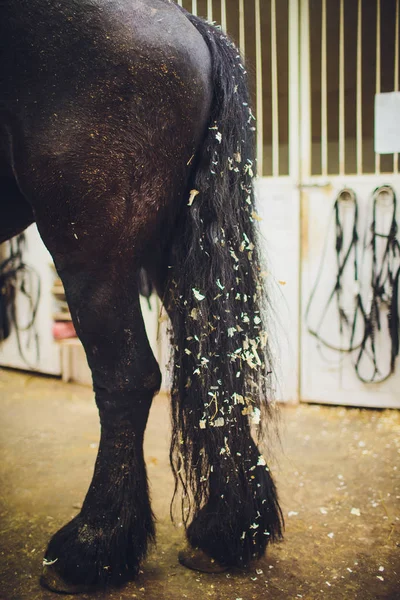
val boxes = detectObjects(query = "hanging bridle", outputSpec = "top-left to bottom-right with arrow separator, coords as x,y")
354,185 -> 400,383
0,234 -> 41,366
306,185 -> 400,383
305,188 -> 362,353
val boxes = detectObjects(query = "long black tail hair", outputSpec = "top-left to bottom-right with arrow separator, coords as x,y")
166,11 -> 283,564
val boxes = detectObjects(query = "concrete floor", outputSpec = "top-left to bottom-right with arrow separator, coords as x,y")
0,369 -> 399,600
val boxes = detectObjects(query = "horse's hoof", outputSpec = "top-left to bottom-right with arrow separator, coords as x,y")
178,547 -> 229,573
40,565 -> 94,595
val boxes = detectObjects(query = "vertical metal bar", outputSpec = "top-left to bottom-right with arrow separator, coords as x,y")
339,0 -> 345,176
176,0 -> 183,6
299,0 -> 311,403
239,0 -> 246,61
221,0 -> 227,32
356,0 -> 363,175
375,0 -> 381,175
300,0 -> 311,180
271,0 -> 279,176
255,0 -> 263,174
395,0 -> 399,92
394,0 -> 399,174
321,0 -> 328,177
192,0 -> 198,16
207,0 -> 213,22
289,0 -> 300,181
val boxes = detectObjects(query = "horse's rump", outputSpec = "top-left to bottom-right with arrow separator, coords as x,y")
0,0 -> 212,267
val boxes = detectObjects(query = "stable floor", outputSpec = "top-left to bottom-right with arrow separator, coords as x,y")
0,369 -> 399,600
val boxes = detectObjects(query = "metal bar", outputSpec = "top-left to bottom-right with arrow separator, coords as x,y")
339,0 -> 345,176
221,0 -> 227,32
239,0 -> 245,61
357,0 -> 363,175
300,0 -> 311,179
299,0 -> 311,403
375,0 -> 381,174
191,0 -> 198,16
321,0 -> 328,177
176,0 -> 183,6
396,0 -> 399,91
207,0 -> 213,22
255,0 -> 263,174
271,0 -> 279,176
394,0 -> 399,173
289,0 -> 300,180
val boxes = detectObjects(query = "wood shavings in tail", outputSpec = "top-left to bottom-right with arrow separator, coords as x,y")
165,9 -> 283,566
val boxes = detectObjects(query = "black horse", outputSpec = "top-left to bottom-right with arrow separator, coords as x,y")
0,0 -> 283,593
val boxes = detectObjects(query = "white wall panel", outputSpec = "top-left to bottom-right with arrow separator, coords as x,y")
0,225 -> 61,376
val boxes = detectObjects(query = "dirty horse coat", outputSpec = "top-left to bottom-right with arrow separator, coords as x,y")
0,0 -> 283,593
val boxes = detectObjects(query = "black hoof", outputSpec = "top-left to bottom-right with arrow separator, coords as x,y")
40,564 -> 95,595
41,510 -> 152,593
178,547 -> 229,573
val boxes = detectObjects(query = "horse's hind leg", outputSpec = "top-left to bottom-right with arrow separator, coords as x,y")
26,192 -> 162,592
42,257 -> 160,592
41,257 -> 160,593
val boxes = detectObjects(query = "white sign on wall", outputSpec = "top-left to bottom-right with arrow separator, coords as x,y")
375,92 -> 400,154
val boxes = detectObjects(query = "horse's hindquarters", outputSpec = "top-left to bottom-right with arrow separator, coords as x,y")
1,0 -> 212,268
0,0 -> 213,591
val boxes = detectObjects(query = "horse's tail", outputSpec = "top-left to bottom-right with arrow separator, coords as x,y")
166,13 -> 283,565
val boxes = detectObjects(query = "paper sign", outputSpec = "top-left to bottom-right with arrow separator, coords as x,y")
375,92 -> 400,154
